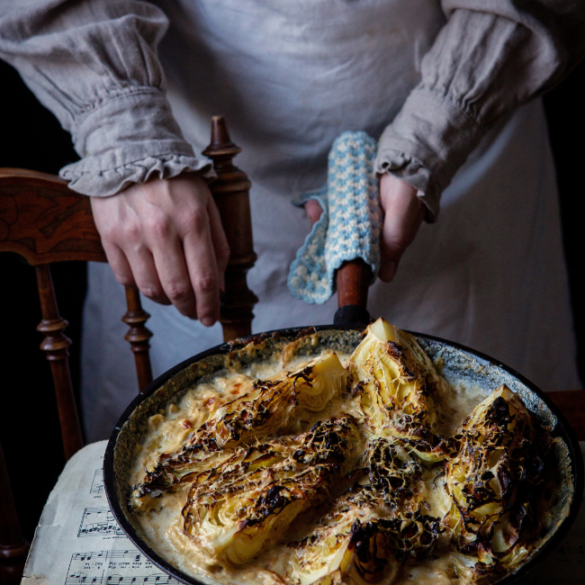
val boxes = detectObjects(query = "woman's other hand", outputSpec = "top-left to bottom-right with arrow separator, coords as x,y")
90,174 -> 230,326
304,174 -> 424,282
305,198 -> 323,225
378,173 -> 424,282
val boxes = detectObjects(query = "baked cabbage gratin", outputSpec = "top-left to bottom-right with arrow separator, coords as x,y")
129,319 -> 552,585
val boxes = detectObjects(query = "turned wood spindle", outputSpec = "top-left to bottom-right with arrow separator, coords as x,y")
122,286 -> 153,392
203,116 -> 258,342
0,169 -> 156,584
35,264 -> 83,460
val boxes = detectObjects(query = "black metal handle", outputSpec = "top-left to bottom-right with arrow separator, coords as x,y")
333,304 -> 371,328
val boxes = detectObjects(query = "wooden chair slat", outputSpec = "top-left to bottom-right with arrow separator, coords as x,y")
0,169 -> 106,265
35,264 -> 84,459
123,286 -> 154,392
0,117 -> 258,582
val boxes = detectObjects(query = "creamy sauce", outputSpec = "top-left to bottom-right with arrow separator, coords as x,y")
130,343 -> 491,585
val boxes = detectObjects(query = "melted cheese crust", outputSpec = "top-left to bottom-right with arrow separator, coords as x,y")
129,342 -> 498,585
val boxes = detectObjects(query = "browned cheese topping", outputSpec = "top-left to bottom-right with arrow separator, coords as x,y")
129,319 -> 552,585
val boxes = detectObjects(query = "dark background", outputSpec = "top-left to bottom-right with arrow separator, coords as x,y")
1,58 -> 584,542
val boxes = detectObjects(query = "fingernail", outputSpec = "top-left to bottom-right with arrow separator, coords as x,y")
201,316 -> 214,327
380,261 -> 397,282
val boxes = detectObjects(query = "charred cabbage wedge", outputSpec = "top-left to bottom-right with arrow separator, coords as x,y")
131,352 -> 346,509
290,437 -> 441,585
290,499 -> 397,585
183,416 -> 359,565
129,318 -> 554,585
445,385 -> 551,577
350,319 -> 448,462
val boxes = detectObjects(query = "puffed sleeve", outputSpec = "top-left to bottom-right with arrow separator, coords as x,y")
0,0 -> 209,196
375,0 -> 585,220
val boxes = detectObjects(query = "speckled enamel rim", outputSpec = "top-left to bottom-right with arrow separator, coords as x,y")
104,325 -> 584,585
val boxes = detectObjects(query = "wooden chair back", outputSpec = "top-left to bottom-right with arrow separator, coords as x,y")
0,117 -> 257,581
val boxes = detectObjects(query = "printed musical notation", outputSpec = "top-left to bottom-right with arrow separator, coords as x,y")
78,508 -> 125,537
65,550 -> 180,584
90,469 -> 104,495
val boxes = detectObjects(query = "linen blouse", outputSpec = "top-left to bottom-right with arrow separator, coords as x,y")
0,0 -> 584,218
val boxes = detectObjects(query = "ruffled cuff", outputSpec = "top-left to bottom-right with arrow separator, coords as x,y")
59,88 -> 211,196
375,87 -> 484,221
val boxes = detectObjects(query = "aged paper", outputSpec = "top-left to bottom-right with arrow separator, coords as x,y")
21,441 -> 180,585
21,441 -> 585,585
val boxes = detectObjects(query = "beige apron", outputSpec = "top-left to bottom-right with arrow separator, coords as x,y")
82,0 -> 579,441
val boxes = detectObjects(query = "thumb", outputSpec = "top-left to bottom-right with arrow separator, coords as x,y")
379,174 -> 425,282
305,198 -> 323,226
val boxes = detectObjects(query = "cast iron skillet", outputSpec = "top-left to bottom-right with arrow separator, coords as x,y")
104,320 -> 584,585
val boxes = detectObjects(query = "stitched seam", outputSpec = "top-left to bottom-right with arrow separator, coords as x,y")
74,87 -> 166,123
415,86 -> 488,133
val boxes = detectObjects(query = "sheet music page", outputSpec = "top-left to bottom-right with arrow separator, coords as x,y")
21,441 -> 180,585
21,441 -> 585,585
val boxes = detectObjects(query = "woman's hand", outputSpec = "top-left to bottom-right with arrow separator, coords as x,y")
90,174 -> 230,326
305,173 -> 424,282
377,173 -> 425,282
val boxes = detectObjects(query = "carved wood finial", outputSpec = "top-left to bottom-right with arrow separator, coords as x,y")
35,264 -> 83,460
208,116 -> 238,152
122,286 -> 153,392
203,116 -> 258,342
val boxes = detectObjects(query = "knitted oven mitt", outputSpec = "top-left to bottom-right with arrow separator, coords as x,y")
288,131 -> 382,304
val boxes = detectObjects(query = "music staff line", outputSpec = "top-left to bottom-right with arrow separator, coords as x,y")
78,508 -> 125,537
66,550 -> 180,585
72,551 -> 142,562
65,573 -> 179,584
90,469 -> 104,496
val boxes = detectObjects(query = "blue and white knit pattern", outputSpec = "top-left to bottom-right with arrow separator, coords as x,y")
288,131 -> 381,304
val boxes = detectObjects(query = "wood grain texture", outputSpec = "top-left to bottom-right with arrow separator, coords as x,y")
35,264 -> 83,460
336,258 -> 371,309
203,117 -> 258,342
0,167 -> 153,393
0,169 -> 150,582
0,169 -> 106,265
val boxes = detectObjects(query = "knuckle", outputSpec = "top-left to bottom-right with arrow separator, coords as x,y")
114,273 -> 134,288
100,225 -> 122,245
166,281 -> 191,301
140,285 -> 164,300
145,215 -> 172,240
121,222 -> 141,243
181,209 -> 206,233
385,234 -> 412,254
195,272 -> 217,294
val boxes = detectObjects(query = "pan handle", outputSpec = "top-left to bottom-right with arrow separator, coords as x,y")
333,258 -> 372,328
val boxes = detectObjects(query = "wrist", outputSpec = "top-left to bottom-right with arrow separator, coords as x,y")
60,89 -> 211,197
